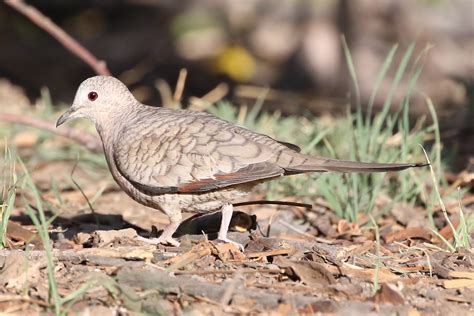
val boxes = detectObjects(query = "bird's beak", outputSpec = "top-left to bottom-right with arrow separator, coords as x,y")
56,108 -> 75,127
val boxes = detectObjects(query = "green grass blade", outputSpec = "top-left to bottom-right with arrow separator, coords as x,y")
370,215 -> 381,294
369,42 -> 415,155
19,159 -> 62,315
367,44 -> 398,122
425,97 -> 442,181
341,35 -> 361,108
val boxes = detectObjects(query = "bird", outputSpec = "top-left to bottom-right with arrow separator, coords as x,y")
56,76 -> 426,249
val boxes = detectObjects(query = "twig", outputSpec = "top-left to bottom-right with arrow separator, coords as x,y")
165,242 -> 213,273
155,79 -> 174,107
5,0 -> 110,76
189,83 -> 229,111
0,295 -> 50,307
277,219 -> 315,239
174,268 -> 282,275
431,195 -> 474,214
246,248 -> 293,258
70,156 -> 99,226
0,113 -> 102,153
234,200 -> 312,210
173,68 -> 187,104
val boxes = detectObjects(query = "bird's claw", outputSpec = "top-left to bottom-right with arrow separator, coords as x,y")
135,235 -> 180,247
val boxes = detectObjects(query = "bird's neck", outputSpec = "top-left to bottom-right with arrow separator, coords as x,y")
93,102 -> 139,140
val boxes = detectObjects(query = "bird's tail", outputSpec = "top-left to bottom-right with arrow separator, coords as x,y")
287,156 -> 428,173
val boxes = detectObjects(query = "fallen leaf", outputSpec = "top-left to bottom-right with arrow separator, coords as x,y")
277,303 -> 293,315
91,228 -> 138,246
324,263 -> 400,283
212,242 -> 246,262
298,301 -> 336,314
383,227 -> 432,243
438,219 -> 460,241
371,283 -> 405,305
313,216 -> 337,237
391,202 -> 425,227
0,251 -> 43,290
408,308 -> 422,316
274,256 -> 336,287
337,219 -> 361,236
6,221 -> 43,249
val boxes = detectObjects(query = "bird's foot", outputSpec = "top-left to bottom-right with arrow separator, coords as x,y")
136,221 -> 181,247
216,203 -> 245,251
135,235 -> 180,247
217,237 -> 245,252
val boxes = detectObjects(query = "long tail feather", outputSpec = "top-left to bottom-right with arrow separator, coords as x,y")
288,157 -> 428,173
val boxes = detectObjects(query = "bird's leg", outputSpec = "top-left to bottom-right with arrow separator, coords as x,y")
155,221 -> 181,246
135,211 -> 182,247
217,203 -> 244,251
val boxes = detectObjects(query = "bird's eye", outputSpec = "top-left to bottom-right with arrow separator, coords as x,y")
88,91 -> 98,101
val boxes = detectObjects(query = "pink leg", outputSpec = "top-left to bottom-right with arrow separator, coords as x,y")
136,221 -> 181,247
156,221 -> 181,246
218,204 -> 244,251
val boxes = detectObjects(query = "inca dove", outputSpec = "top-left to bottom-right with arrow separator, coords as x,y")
57,76 -> 426,248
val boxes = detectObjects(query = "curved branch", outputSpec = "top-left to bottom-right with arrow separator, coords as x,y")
5,0 -> 111,76
0,113 -> 102,153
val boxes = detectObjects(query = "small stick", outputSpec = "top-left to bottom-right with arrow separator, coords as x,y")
165,242 -> 213,273
155,79 -> 174,107
173,68 -> 188,104
234,200 -> 312,209
174,268 -> 282,275
5,0 -> 110,76
246,248 -> 293,258
277,219 -> 315,239
0,113 -> 102,153
0,295 -> 50,307
70,156 -> 99,227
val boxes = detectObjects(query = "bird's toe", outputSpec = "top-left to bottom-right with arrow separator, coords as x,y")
135,235 -> 180,247
158,236 -> 181,247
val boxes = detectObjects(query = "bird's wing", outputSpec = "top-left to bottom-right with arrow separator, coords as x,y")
113,112 -> 286,194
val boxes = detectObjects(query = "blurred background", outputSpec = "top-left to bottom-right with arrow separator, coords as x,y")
1,0 -> 473,169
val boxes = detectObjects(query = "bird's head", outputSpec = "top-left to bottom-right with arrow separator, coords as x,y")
56,76 -> 136,127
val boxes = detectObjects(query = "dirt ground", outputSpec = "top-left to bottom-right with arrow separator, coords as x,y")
0,158 -> 473,315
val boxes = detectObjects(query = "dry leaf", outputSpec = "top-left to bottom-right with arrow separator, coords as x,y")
337,219 -> 361,236
212,242 -> 246,262
371,283 -> 405,305
0,251 -> 43,290
383,227 -> 432,243
438,219 -> 460,242
298,301 -> 336,314
408,308 -> 422,316
274,256 -> 336,287
324,263 -> 400,283
91,228 -> 138,246
6,220 -> 43,248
